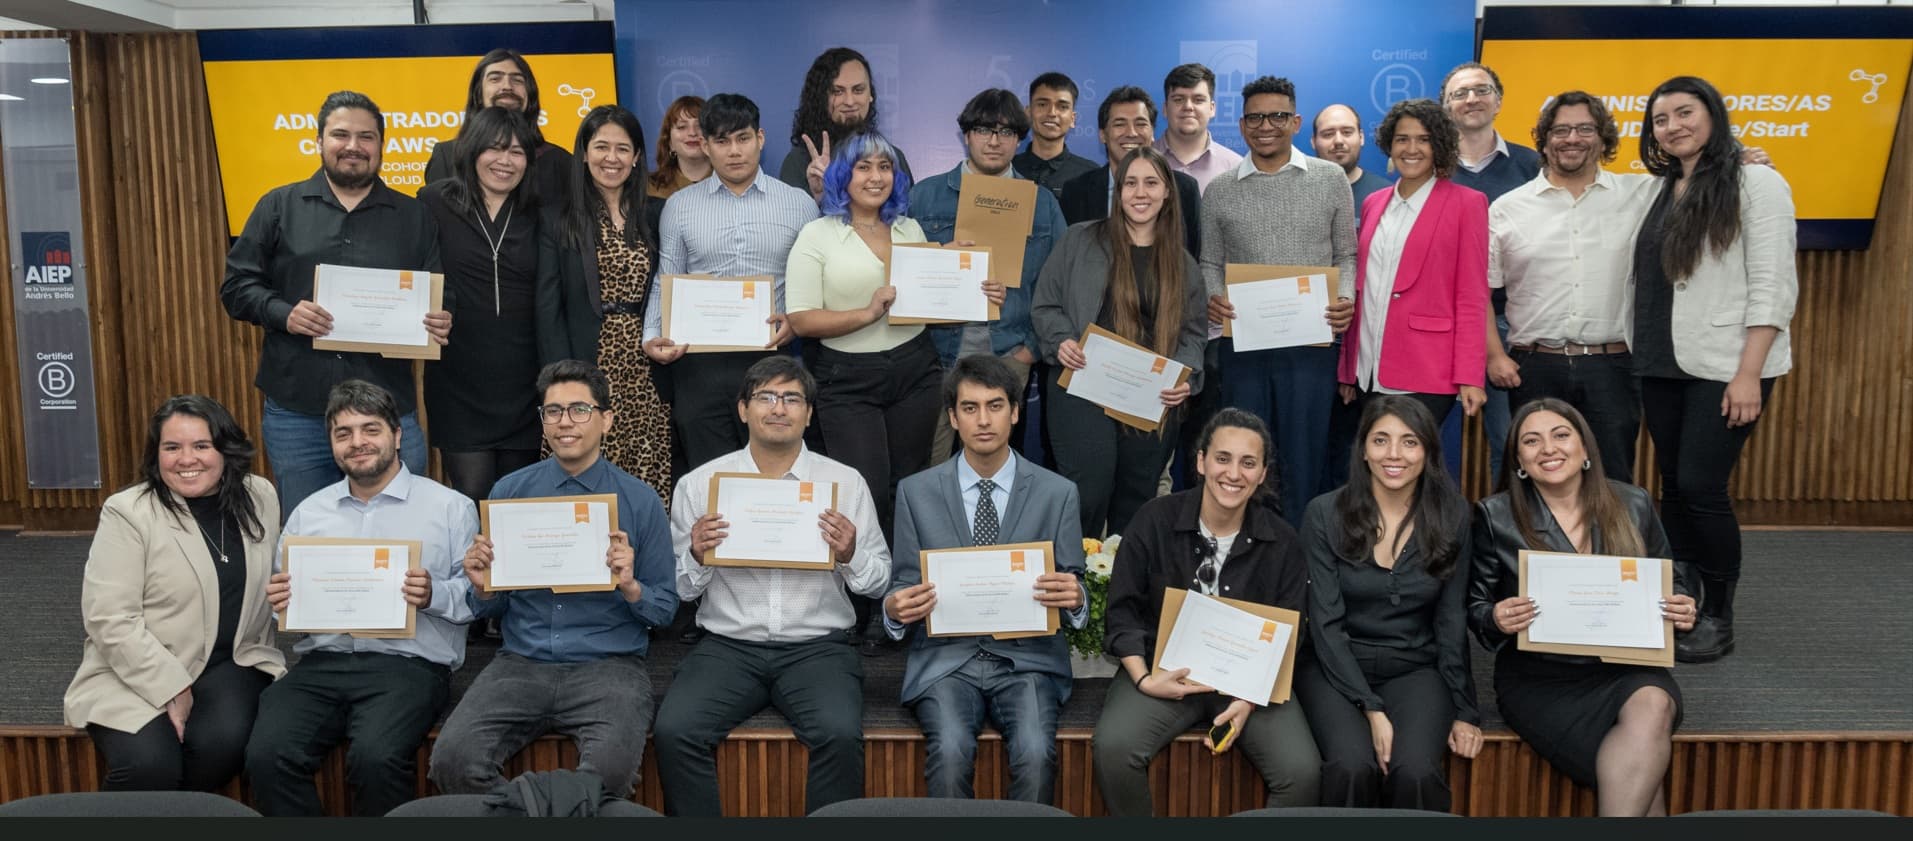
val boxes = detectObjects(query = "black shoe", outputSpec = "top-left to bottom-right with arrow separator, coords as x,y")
679,625 -> 705,644
1675,615 -> 1735,663
858,634 -> 887,658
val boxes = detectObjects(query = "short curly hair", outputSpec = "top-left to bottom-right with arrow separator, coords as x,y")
1533,90 -> 1620,167
1377,98 -> 1460,179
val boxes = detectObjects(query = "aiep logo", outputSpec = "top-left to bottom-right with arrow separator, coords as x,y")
22,231 -> 74,285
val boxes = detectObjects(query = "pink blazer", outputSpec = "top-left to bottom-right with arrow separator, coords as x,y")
1338,178 -> 1489,394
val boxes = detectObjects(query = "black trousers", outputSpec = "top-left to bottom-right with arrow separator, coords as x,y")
244,651 -> 451,817
1508,349 -> 1641,482
669,350 -> 770,470
1045,367 -> 1180,539
1640,376 -> 1774,582
1294,653 -> 1454,811
86,658 -> 270,792
813,334 -> 942,545
440,448 -> 540,503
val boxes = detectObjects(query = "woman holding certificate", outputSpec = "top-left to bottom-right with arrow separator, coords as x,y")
64,395 -> 284,792
1335,98 -> 1488,423
1094,409 -> 1319,814
421,107 -> 545,503
1295,396 -> 1479,811
1031,146 -> 1206,539
1632,77 -> 1796,663
538,105 -> 677,500
1469,398 -> 1700,816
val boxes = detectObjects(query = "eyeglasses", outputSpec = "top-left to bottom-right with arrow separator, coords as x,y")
1241,111 -> 1294,127
967,125 -> 1020,140
538,402 -> 602,424
1446,84 -> 1499,103
1194,536 -> 1220,593
1548,123 -> 1601,139
748,390 -> 809,409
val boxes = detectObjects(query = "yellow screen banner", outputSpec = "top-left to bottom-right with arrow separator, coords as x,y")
204,53 -> 617,232
1480,38 -> 1913,221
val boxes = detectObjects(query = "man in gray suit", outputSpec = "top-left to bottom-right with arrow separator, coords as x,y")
883,355 -> 1089,803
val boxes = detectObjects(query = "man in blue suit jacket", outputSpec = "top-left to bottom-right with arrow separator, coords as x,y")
883,355 -> 1088,803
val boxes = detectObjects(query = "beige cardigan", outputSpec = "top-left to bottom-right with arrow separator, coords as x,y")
64,473 -> 286,733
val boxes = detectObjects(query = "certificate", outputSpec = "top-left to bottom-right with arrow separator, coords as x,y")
311,264 -> 443,360
1519,550 -> 1674,666
479,494 -> 618,592
661,274 -> 775,352
1223,264 -> 1334,351
954,171 -> 1037,287
887,243 -> 997,325
1153,590 -> 1296,707
1057,323 -> 1190,431
703,473 -> 839,569
279,537 -> 419,638
921,542 -> 1058,639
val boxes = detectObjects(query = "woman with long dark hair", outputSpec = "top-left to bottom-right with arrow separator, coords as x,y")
1471,398 -> 1700,815
1295,395 -> 1479,810
64,395 -> 283,791
536,105 -> 675,501
1033,146 -> 1206,538
1633,76 -> 1796,663
648,95 -> 710,200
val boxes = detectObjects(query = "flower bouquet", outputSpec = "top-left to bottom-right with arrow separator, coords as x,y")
1066,535 -> 1120,666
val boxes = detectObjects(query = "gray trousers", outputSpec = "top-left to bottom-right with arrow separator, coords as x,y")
1092,674 -> 1321,815
427,651 -> 654,797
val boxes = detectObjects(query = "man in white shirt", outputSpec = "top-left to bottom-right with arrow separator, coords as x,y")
653,355 -> 891,816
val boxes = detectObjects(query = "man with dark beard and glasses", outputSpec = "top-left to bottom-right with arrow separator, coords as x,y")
778,46 -> 914,201
423,48 -> 572,202
222,91 -> 451,520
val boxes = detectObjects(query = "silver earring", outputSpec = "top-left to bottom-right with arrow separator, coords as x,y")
1582,459 -> 1591,471
1515,468 -> 1529,480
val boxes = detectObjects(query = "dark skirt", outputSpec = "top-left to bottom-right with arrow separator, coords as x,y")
1492,647 -> 1683,788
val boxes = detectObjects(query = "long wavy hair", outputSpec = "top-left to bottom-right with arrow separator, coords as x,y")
462,48 -> 544,145
562,105 -> 649,253
820,132 -> 911,225
1500,398 -> 1643,556
1640,75 -> 1742,282
1378,98 -> 1460,180
444,106 -> 541,217
649,95 -> 704,194
789,47 -> 878,147
1333,396 -> 1464,579
1101,146 -> 1186,359
139,395 -> 265,541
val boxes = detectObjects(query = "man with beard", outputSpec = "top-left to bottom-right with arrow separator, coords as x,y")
222,91 -> 450,520
245,380 -> 479,816
780,47 -> 914,202
423,48 -> 572,203
1059,86 -> 1202,257
1311,104 -> 1392,223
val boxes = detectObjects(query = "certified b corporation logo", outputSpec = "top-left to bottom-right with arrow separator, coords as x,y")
38,361 -> 75,399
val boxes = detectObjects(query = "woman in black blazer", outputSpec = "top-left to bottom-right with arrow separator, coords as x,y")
1294,395 -> 1479,811
1470,398 -> 1699,816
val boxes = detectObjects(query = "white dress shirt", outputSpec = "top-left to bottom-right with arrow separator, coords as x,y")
1489,170 -> 1660,347
1357,180 -> 1434,393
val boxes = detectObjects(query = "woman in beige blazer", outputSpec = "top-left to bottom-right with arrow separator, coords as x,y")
64,395 -> 286,790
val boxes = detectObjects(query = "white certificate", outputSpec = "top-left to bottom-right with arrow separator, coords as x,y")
284,543 -> 408,632
1157,592 -> 1290,707
1064,328 -> 1186,425
664,275 -> 774,349
1526,554 -> 1666,649
888,245 -> 990,323
1227,272 -> 1332,351
312,264 -> 431,348
485,499 -> 614,589
923,547 -> 1049,636
707,475 -> 835,568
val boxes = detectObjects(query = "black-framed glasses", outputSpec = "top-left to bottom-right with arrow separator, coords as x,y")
1548,123 -> 1601,139
1241,111 -> 1294,127
1194,536 -> 1220,592
538,402 -> 602,424
967,125 -> 1020,140
748,390 -> 809,409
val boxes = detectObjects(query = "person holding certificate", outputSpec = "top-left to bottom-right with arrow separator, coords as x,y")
1032,146 -> 1206,539
1093,409 -> 1320,814
1335,98 -> 1489,427
1469,398 -> 1700,816
245,381 -> 479,816
65,395 -> 282,794
431,361 -> 679,800
880,356 -> 1088,802
1293,396 -> 1479,811
656,356 -> 891,816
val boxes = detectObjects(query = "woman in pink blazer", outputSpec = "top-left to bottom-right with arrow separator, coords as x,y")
1338,98 -> 1489,425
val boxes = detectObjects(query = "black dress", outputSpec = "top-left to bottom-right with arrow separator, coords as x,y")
419,182 -> 542,452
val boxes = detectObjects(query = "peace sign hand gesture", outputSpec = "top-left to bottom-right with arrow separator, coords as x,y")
802,131 -> 833,200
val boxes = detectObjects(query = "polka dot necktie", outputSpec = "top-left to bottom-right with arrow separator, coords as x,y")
974,479 -> 999,546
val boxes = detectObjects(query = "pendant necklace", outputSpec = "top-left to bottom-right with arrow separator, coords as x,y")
473,199 -> 515,315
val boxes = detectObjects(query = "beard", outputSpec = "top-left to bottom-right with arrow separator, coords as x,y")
323,155 -> 378,191
829,114 -> 873,137
341,446 -> 396,482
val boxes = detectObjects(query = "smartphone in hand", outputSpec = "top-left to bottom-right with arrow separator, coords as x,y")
1207,720 -> 1238,754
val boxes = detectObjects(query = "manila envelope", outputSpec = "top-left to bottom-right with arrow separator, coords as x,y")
1151,587 -> 1300,704
1517,550 -> 1675,667
1221,263 -> 1339,347
919,541 -> 1059,640
1055,323 -> 1192,433
954,171 -> 1038,287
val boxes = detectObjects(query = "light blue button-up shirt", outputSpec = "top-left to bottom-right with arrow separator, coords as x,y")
643,167 -> 820,342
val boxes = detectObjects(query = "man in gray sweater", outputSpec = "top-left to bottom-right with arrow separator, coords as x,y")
1199,76 -> 1355,526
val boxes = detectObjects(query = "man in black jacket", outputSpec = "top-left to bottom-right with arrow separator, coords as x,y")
1058,85 -> 1202,258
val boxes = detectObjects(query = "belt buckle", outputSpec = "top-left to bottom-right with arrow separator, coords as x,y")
1568,342 -> 1593,356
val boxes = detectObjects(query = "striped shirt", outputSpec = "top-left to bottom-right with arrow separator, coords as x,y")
643,168 -> 821,341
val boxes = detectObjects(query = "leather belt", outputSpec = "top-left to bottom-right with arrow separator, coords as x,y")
601,301 -> 644,316
1512,341 -> 1629,356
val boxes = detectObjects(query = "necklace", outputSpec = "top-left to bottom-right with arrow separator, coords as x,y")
194,513 -> 229,564
473,198 -> 515,316
850,218 -> 884,233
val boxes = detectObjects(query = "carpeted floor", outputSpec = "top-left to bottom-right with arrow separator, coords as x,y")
3,529 -> 1907,732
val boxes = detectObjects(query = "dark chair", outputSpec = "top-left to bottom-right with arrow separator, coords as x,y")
385,794 -> 662,817
1230,806 -> 1461,817
0,791 -> 261,817
808,797 -> 1074,817
1675,808 -> 1896,817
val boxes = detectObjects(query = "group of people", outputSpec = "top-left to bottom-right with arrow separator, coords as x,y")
60,43 -> 1796,818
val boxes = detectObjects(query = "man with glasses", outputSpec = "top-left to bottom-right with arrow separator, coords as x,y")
1059,85 -> 1203,257
1155,63 -> 1244,192
654,355 -> 891,816
1200,76 -> 1355,526
428,359 -> 679,800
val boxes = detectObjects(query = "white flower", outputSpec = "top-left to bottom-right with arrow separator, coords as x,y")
1087,554 -> 1114,576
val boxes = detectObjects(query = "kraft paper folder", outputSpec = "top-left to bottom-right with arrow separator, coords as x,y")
1516,549 -> 1676,668
702,472 -> 842,570
479,493 -> 620,593
920,541 -> 1059,640
660,274 -> 776,352
278,536 -> 422,639
1055,322 -> 1193,433
1150,587 -> 1300,704
1221,263 -> 1339,347
953,171 -> 1037,287
311,266 -> 445,361
886,243 -> 1001,325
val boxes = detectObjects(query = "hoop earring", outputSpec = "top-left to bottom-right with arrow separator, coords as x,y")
1515,468 -> 1529,480
1582,459 -> 1591,471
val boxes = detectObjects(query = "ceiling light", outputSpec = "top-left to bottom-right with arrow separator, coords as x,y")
0,94 -> 21,101
30,77 -> 68,85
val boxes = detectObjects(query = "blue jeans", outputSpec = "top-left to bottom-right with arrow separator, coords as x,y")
911,651 -> 1062,803
1220,340 -> 1338,526
1440,315 -> 1511,485
261,399 -> 427,521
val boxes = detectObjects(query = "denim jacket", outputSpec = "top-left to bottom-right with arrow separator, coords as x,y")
907,164 -> 1067,363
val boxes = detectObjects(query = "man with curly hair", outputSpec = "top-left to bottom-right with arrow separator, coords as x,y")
778,47 -> 915,201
